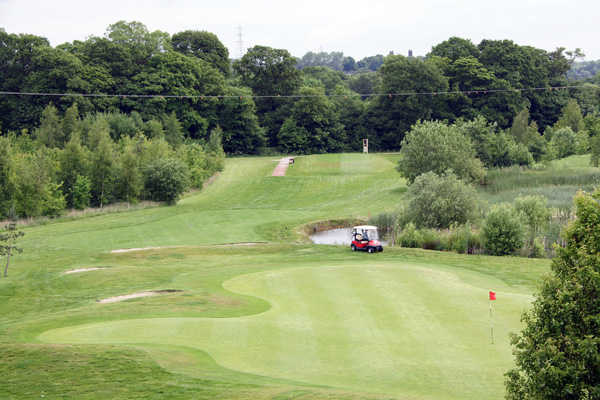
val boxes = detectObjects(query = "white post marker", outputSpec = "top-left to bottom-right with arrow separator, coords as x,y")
489,290 -> 496,344
362,138 -> 368,153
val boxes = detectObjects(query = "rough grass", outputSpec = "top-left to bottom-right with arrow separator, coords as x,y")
0,153 -> 553,399
480,155 -> 600,209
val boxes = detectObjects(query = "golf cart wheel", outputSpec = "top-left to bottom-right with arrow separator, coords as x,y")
351,244 -> 357,251
368,247 -> 374,253
379,247 -> 383,252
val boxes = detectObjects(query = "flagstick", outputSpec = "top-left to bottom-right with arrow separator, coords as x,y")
489,300 -> 494,344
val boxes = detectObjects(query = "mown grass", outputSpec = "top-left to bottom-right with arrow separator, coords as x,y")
0,153 -> 556,399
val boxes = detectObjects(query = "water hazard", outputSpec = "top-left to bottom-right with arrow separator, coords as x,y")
310,228 -> 389,246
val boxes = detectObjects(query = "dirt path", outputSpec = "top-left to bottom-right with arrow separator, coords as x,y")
272,157 -> 294,176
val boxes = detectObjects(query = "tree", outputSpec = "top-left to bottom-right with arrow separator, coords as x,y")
13,149 -> 65,217
0,30 -> 51,131
510,108 -> 538,145
406,171 -> 479,229
233,45 -> 301,145
549,127 -> 578,159
482,203 -> 524,256
348,72 -> 381,98
115,138 -> 142,204
36,104 -> 63,148
127,50 -> 225,139
397,120 -> 485,183
105,20 -> 170,62
591,135 -> 600,167
0,137 -> 16,218
301,66 -> 346,94
506,190 -> 600,399
280,86 -> 346,154
162,112 -> 184,148
59,131 -> 89,208
277,117 -> 308,154
62,103 -> 80,142
514,195 -> 551,245
1,222 -> 24,277
429,37 -> 480,61
143,158 -> 189,204
367,55 -> 449,150
171,30 -> 230,76
88,124 -> 116,207
218,86 -> 266,154
555,99 -> 586,133
72,175 -> 91,210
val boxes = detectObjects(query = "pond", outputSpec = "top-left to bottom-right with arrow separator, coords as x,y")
310,228 -> 389,246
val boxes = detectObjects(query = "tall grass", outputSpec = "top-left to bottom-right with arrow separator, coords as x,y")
480,155 -> 600,210
483,166 -> 600,194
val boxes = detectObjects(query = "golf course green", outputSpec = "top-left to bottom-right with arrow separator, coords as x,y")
1,154 -> 551,399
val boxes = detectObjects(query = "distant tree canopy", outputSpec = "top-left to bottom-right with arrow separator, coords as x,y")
171,30 -> 230,76
0,23 -> 594,159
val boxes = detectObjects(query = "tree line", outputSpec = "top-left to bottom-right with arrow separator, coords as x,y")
2,22 -> 600,157
0,103 -> 225,219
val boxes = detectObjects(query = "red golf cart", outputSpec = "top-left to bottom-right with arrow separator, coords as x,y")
351,225 -> 383,253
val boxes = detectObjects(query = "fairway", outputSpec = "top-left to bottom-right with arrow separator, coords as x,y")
1,154 -> 550,399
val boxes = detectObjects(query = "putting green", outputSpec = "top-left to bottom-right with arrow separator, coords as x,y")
40,261 -> 531,399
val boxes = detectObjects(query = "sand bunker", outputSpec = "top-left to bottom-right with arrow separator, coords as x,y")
63,267 -> 106,274
97,289 -> 182,304
215,242 -> 265,247
111,246 -> 182,253
111,243 -> 263,253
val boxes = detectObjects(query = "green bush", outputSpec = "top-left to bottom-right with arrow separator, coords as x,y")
143,158 -> 190,204
407,171 -> 479,229
448,223 -> 482,254
397,120 -> 485,183
514,195 -> 551,242
482,203 -> 524,256
419,229 -> 448,251
72,175 -> 91,210
398,222 -> 423,248
528,237 -> 546,258
550,127 -> 577,159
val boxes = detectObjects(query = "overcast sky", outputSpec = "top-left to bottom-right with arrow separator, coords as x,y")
1,0 -> 598,60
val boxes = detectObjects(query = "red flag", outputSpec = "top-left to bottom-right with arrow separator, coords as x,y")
489,291 -> 496,301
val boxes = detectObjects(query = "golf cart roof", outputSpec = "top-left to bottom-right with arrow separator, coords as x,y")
353,225 -> 378,230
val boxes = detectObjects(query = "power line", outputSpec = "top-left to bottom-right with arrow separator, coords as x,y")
0,85 -> 597,100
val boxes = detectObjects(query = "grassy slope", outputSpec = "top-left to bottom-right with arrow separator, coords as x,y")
1,154 -> 550,399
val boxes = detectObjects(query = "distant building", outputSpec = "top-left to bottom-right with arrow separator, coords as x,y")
408,49 -> 413,57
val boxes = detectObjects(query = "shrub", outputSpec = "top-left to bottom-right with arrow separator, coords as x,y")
528,237 -> 546,258
368,212 -> 397,240
448,223 -> 482,254
407,171 -> 479,229
419,229 -> 448,251
482,203 -> 524,256
72,175 -> 91,210
397,120 -> 485,183
143,158 -> 190,204
398,222 -> 423,248
514,195 -> 551,242
549,127 -> 577,159
591,135 -> 600,167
